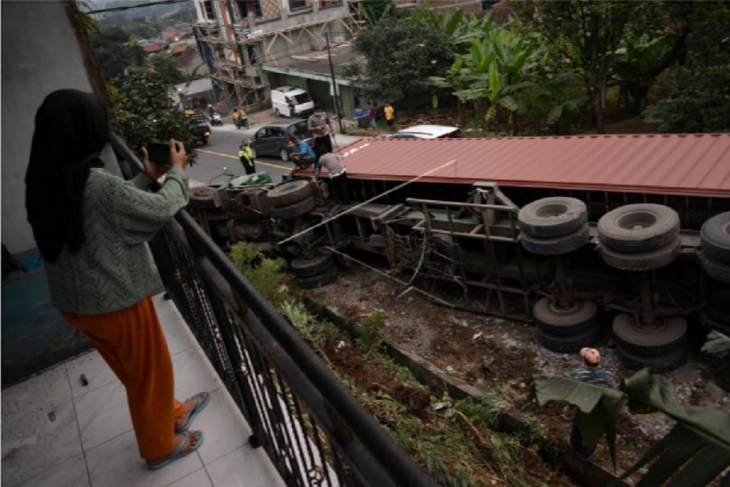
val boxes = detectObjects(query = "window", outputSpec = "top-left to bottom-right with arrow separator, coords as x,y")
317,0 -> 342,8
236,0 -> 247,18
293,93 -> 311,104
202,0 -> 215,20
288,0 -> 309,12
236,0 -> 262,19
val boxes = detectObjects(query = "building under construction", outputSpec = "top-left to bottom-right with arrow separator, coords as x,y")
193,0 -> 361,112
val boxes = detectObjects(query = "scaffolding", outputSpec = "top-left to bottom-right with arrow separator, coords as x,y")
194,1 -> 360,111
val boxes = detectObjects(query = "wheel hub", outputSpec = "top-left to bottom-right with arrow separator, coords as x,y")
634,316 -> 668,333
548,299 -> 580,316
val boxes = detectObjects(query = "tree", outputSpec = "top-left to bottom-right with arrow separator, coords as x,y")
359,0 -> 396,26
613,34 -> 686,116
146,52 -> 185,87
513,1 -> 636,133
649,65 -> 730,133
351,18 -> 454,106
431,18 -> 539,132
534,368 -> 730,485
112,71 -> 199,163
91,26 -> 145,80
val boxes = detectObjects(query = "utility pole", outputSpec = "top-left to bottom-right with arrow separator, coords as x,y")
325,32 -> 345,135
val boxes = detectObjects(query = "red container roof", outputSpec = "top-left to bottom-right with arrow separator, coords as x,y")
329,134 -> 730,197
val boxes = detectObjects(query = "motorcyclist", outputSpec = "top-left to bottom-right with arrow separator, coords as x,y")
233,107 -> 248,129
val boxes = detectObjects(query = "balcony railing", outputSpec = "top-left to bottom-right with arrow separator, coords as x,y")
110,133 -> 436,487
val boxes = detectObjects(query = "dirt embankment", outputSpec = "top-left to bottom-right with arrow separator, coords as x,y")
311,267 -> 729,477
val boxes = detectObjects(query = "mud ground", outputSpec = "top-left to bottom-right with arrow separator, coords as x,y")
310,266 -> 729,478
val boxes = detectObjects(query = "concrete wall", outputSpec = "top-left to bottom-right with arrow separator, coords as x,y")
1,1 -> 93,254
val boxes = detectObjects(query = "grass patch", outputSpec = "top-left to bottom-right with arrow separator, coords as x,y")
227,241 -> 563,486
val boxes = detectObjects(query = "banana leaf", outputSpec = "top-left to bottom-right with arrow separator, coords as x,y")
703,330 -> 730,386
534,376 -> 627,469
535,369 -> 730,484
702,330 -> 730,354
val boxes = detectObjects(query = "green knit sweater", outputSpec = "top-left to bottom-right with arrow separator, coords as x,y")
46,167 -> 189,315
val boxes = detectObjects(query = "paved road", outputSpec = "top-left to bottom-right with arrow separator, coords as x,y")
188,124 -> 293,186
187,123 -> 368,187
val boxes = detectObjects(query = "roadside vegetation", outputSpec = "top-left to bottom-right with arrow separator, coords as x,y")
229,241 -> 730,486
351,0 -> 730,135
229,241 -> 571,486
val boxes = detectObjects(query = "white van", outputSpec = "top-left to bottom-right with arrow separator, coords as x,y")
271,86 -> 314,118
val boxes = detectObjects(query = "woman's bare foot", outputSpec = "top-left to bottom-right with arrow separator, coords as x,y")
175,392 -> 210,432
146,431 -> 202,468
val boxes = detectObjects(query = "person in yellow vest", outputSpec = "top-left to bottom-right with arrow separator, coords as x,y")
238,140 -> 256,175
384,102 -> 395,131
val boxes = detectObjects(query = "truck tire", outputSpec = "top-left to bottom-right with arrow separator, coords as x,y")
280,148 -> 290,162
267,180 -> 313,208
518,197 -> 587,239
271,196 -> 316,220
699,252 -> 730,284
613,313 -> 687,357
616,346 -> 687,373
297,265 -> 338,289
701,212 -> 730,264
291,253 -> 335,277
598,204 -> 679,254
189,186 -> 217,209
534,298 -> 599,336
537,326 -> 600,353
600,238 -> 680,271
521,224 -> 589,256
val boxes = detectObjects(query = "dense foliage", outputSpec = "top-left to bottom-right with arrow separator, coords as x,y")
350,18 -> 455,107
92,26 -> 146,81
352,1 -> 729,134
112,71 -> 199,162
650,65 -> 730,133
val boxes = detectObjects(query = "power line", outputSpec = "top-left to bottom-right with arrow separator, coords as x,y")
84,0 -> 189,15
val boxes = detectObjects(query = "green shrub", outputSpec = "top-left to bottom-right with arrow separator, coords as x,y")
356,311 -> 386,355
649,65 -> 730,133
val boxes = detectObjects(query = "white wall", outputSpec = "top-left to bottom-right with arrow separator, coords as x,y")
1,1 -> 94,254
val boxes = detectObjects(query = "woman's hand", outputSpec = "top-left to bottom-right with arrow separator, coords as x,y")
169,139 -> 188,169
141,146 -> 171,181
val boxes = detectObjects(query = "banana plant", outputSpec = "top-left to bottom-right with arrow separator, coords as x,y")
614,34 -> 684,115
455,27 -> 538,128
533,368 -> 730,485
429,57 -> 469,121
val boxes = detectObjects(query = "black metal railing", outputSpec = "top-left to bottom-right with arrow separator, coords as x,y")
110,134 -> 435,487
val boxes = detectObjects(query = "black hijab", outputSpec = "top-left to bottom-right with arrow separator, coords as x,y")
25,89 -> 109,263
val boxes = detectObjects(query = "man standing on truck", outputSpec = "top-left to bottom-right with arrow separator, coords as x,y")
313,152 -> 349,204
308,104 -> 334,158
238,140 -> 256,175
569,348 -> 615,457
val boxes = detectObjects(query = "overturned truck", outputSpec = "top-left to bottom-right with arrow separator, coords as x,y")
188,133 -> 730,376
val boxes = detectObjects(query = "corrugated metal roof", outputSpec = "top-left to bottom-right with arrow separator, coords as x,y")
327,134 -> 730,197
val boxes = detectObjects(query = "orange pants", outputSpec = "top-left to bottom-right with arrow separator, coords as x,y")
63,295 -> 185,460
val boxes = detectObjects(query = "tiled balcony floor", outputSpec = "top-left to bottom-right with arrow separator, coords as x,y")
1,294 -> 285,487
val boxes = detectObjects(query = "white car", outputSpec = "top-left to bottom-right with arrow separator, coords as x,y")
387,124 -> 463,139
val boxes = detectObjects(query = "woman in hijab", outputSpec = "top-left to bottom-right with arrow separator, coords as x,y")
25,89 -> 208,470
